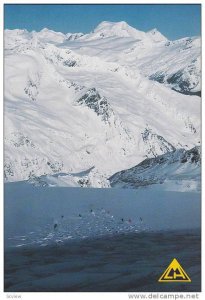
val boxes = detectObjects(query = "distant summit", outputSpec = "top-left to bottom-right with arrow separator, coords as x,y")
92,21 -> 146,39
83,21 -> 167,42
146,28 -> 168,42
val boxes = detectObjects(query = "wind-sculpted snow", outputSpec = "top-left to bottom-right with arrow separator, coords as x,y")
4,22 -> 201,187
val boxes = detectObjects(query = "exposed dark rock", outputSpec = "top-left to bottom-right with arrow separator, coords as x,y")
149,66 -> 201,97
141,127 -> 175,157
149,72 -> 165,83
4,163 -> 14,180
77,88 -> 113,122
63,59 -> 77,67
109,146 -> 200,188
181,146 -> 201,164
10,132 -> 35,148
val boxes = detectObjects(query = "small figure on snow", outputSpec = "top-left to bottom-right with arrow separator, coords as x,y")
90,209 -> 95,216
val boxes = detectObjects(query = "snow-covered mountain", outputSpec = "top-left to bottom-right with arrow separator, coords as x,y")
109,147 -> 201,192
4,21 -> 201,188
4,28 -> 84,47
84,21 -> 154,40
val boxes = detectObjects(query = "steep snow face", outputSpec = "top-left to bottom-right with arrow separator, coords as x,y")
4,22 -> 201,186
109,147 -> 201,192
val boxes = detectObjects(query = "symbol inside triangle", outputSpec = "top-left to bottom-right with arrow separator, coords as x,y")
158,258 -> 191,282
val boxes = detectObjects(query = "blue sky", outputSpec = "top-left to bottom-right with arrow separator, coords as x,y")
4,4 -> 201,40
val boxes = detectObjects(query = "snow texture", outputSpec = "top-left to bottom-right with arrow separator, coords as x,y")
109,147 -> 201,191
4,21 -> 201,189
5,181 -> 200,249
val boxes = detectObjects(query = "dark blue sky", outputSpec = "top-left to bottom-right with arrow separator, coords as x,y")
4,4 -> 201,40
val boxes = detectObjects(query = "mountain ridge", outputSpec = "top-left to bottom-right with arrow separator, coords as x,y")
4,21 -> 201,189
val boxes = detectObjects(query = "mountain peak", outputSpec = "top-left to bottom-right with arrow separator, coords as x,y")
148,28 -> 158,34
33,28 -> 66,43
90,20 -> 146,40
87,21 -> 168,43
146,28 -> 168,42
96,20 -> 129,30
40,27 -> 50,32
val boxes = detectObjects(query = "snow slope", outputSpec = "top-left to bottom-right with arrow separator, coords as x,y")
109,147 -> 201,192
5,181 -> 201,249
62,21 -> 200,94
4,22 -> 201,187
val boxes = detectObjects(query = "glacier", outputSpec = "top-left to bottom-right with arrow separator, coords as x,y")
4,21 -> 201,189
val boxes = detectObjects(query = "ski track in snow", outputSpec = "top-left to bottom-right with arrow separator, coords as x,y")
8,208 -> 148,249
5,181 -> 200,250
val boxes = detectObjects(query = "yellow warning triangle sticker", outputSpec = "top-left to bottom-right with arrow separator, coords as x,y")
158,258 -> 191,282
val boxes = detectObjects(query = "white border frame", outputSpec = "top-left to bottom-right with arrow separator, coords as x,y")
1,1 -> 203,299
